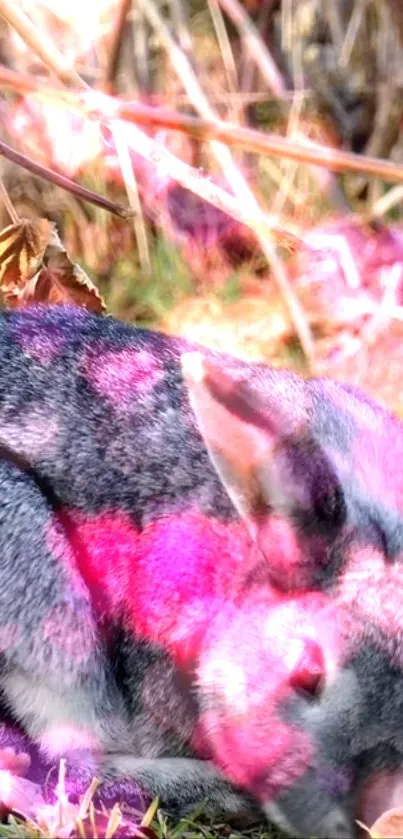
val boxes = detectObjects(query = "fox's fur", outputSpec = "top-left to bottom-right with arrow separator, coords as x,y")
0,304 -> 402,838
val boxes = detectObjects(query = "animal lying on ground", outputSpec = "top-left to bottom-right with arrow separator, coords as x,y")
0,303 -> 402,838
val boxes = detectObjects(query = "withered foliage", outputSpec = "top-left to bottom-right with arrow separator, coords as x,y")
0,219 -> 105,312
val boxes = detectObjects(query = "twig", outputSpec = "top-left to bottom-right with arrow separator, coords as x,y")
101,0 -> 152,273
174,90 -> 312,104
107,97 -> 403,186
363,82 -> 402,161
0,67 -> 312,101
324,0 -> 344,53
0,72 -> 301,242
271,45 -> 305,218
1,70 -> 403,185
340,0 -> 370,67
0,0 -> 87,89
365,184 -> 403,221
110,122 -> 151,272
281,0 -> 294,53
0,139 -> 134,218
131,5 -> 150,94
240,0 -> 277,109
207,0 -> 240,122
170,0 -> 192,59
103,0 -> 131,94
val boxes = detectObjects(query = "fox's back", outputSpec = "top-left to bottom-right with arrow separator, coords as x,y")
0,305 -> 230,522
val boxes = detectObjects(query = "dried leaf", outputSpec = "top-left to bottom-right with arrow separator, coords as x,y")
14,264 -> 104,313
3,222 -> 106,314
0,218 -> 52,294
36,225 -> 106,313
370,807 -> 403,838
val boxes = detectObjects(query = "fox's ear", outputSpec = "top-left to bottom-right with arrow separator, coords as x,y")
182,353 -> 346,572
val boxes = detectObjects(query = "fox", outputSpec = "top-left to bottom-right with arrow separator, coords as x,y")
0,304 -> 401,838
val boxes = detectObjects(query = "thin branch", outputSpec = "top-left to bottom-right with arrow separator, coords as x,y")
366,185 -> 403,221
103,0 -> 131,93
0,67 -> 312,101
170,0 -> 192,58
131,5 -> 151,94
0,139 -> 134,218
110,122 -> 151,272
324,0 -> 344,52
0,76 -> 301,243
0,4 -> 155,270
103,0 -> 152,274
2,69 -> 403,185
207,0 -> 240,115
339,0 -> 369,67
103,96 -> 403,186
240,0 -> 277,106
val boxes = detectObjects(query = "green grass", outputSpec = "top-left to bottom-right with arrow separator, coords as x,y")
0,815 -> 283,839
0,801 -> 285,839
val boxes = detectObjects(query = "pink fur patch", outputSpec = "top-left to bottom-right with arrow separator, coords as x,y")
13,325 -> 66,365
58,509 -> 259,664
44,520 -> 98,662
198,706 -> 313,799
195,591 -> 342,800
82,348 -> 163,408
0,409 -> 59,464
41,603 -> 95,664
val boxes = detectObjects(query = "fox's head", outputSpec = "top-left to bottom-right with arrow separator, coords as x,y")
183,353 -> 403,838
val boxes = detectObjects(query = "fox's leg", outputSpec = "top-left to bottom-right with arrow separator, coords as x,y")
0,459 -> 261,823
104,755 -> 261,821
0,458 -> 127,765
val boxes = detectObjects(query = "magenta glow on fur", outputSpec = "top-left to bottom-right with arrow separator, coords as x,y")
82,348 -> 164,408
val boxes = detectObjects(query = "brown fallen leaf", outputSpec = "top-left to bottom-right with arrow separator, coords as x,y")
0,218 -> 51,294
16,263 -> 105,312
370,807 -> 403,838
0,220 -> 105,313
